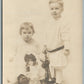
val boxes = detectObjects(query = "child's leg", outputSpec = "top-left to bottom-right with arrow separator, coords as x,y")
40,79 -> 46,84
56,69 -> 63,84
49,65 -> 55,78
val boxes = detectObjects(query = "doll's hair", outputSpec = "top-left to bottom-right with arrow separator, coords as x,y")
24,54 -> 37,65
49,0 -> 64,8
20,22 -> 35,35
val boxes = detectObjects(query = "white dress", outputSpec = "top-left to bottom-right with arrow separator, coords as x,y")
25,65 -> 45,84
45,17 -> 70,68
7,38 -> 45,84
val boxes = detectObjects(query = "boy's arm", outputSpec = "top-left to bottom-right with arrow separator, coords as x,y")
61,24 -> 70,56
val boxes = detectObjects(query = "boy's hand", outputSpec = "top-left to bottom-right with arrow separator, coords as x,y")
64,49 -> 70,56
42,45 -> 47,54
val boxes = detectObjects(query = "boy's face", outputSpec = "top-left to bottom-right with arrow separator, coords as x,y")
49,2 -> 63,19
21,27 -> 33,42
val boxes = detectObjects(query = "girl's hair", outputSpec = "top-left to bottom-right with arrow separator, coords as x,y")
49,0 -> 64,8
20,22 -> 35,35
24,54 -> 37,65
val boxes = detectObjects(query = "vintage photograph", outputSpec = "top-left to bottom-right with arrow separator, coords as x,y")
3,0 -> 82,84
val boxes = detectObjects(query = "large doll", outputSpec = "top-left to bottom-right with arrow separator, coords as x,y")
24,54 -> 45,84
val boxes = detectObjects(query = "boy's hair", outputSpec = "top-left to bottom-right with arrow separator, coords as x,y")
20,22 -> 35,35
24,54 -> 37,65
49,0 -> 64,8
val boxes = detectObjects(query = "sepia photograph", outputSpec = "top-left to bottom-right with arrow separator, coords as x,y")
3,0 -> 83,84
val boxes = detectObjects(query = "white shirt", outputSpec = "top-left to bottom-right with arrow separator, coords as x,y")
45,16 -> 70,50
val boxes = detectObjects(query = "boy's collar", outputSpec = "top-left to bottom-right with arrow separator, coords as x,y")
48,14 -> 64,23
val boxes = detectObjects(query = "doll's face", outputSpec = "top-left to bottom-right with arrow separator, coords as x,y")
49,2 -> 63,19
28,60 -> 33,66
21,28 -> 33,42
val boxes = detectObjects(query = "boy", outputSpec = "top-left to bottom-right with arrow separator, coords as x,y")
44,0 -> 70,84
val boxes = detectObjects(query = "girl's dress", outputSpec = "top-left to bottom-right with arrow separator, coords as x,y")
25,64 -> 45,84
7,38 -> 45,84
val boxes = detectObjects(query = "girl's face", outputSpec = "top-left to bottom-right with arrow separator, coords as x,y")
49,2 -> 63,19
21,27 -> 33,42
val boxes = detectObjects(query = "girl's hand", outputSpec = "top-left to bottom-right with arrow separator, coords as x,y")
9,57 -> 14,62
7,80 -> 11,83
